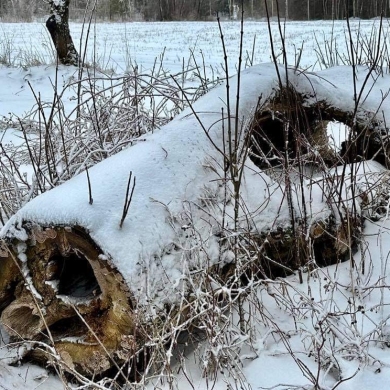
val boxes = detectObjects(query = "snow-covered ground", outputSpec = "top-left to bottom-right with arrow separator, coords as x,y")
0,19 -> 387,118
1,19 -> 390,390
1,19 -> 386,72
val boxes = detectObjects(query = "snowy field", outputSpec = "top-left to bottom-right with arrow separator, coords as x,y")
0,19 -> 386,73
0,19 -> 390,390
0,19 -> 388,118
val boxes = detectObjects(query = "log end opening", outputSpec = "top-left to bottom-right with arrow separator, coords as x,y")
0,226 -> 139,377
249,90 -> 389,171
242,92 -> 368,279
249,105 -> 342,169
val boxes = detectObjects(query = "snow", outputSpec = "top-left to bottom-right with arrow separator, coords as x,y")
1,19 -> 390,390
0,65 -> 79,121
140,216 -> 390,390
0,360 -> 62,390
53,0 -> 65,7
327,121 -> 349,151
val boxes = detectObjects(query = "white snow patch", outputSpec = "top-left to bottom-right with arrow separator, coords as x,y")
327,121 -> 350,151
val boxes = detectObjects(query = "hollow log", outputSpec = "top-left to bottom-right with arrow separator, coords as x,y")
1,64 -> 389,378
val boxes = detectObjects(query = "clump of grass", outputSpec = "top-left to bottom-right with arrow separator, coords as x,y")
0,28 -> 55,68
0,31 -> 14,66
314,19 -> 390,72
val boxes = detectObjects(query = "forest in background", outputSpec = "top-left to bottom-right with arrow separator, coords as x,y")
0,0 -> 388,22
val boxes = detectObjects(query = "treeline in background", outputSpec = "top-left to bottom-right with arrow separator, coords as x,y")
0,0 -> 388,22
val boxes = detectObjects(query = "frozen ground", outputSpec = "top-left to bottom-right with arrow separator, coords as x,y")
1,19 -> 390,390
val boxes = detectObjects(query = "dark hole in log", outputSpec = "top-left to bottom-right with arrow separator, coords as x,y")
47,316 -> 88,341
51,252 -> 101,299
0,281 -> 17,312
22,317 -> 89,371
313,240 -> 336,267
250,115 -> 286,168
249,114 -> 338,170
249,97 -> 390,172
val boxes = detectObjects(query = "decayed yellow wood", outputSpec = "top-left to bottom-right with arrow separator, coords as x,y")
0,226 -> 141,376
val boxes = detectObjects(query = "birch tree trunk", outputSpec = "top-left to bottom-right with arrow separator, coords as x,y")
46,0 -> 79,66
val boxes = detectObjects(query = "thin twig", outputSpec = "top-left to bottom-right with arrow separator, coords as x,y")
119,171 -> 136,228
86,167 -> 93,205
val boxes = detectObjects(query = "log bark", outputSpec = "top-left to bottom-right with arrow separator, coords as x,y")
46,0 -> 79,66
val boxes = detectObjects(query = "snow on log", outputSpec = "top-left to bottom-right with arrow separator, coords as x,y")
0,64 -> 389,376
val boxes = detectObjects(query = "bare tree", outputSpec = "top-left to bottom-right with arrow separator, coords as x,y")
45,0 -> 78,65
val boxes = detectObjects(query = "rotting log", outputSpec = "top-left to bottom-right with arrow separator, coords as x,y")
0,217 -> 361,377
0,64 -> 389,379
0,204 -> 368,376
259,217 -> 357,276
